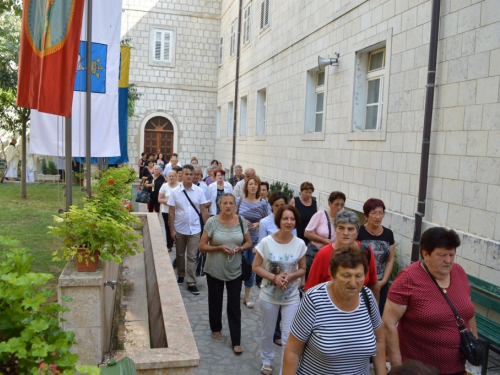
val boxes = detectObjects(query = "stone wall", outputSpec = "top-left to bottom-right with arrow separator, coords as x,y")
216,0 -> 500,285
122,0 -> 220,167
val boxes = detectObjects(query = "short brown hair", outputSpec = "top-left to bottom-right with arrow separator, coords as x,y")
244,176 -> 261,199
300,181 -> 314,192
329,244 -> 368,278
214,168 -> 226,176
420,227 -> 460,258
274,205 -> 301,229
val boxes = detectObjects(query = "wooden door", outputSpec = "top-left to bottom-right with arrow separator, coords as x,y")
144,116 -> 174,157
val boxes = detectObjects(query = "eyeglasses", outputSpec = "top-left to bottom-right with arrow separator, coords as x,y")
369,211 -> 385,217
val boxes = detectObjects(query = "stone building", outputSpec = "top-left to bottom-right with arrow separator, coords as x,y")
121,0 -> 500,285
214,0 -> 500,284
121,0 -> 221,167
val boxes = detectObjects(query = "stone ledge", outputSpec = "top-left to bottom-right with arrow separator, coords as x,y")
115,213 -> 200,373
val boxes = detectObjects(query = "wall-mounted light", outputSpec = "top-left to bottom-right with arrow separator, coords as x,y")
318,52 -> 340,70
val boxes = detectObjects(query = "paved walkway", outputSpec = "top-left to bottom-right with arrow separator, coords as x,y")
156,215 -> 284,375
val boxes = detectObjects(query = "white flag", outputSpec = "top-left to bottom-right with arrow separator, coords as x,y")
29,0 -> 122,158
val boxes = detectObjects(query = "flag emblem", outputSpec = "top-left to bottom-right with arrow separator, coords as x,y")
26,0 -> 77,57
74,41 -> 107,93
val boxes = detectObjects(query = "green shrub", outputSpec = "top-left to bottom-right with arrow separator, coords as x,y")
41,159 -> 48,175
269,181 -> 295,202
48,161 -> 58,175
0,237 -> 100,375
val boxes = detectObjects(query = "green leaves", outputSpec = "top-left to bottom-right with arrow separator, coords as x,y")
0,237 -> 81,374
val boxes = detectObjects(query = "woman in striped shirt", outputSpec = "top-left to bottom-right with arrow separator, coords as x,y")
236,175 -> 270,308
283,245 -> 386,375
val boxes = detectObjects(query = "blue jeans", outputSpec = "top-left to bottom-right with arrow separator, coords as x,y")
243,248 -> 255,288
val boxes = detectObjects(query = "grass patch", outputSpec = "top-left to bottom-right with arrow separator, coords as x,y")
0,183 -> 87,299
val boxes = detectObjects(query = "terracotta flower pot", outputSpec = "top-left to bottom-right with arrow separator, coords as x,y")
75,248 -> 101,272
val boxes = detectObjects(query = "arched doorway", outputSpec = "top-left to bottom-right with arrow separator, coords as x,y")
143,116 -> 174,157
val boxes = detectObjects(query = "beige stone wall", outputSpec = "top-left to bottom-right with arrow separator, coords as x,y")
122,0 -> 220,167
215,0 -> 500,285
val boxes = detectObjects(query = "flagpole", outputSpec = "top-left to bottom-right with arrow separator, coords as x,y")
65,116 -> 73,210
85,0 -> 92,197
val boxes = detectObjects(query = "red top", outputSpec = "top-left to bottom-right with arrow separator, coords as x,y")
388,261 -> 475,374
304,241 -> 378,290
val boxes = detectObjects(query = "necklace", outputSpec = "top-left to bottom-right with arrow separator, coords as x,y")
365,224 -> 383,236
219,215 -> 234,231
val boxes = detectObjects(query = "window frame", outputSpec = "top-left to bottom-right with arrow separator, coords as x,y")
230,19 -> 237,57
243,3 -> 251,45
260,0 -> 271,31
364,48 -> 385,131
347,28 -> 393,142
240,96 -> 247,136
149,28 -> 176,67
227,101 -> 234,137
218,36 -> 224,66
303,67 -> 327,139
256,88 -> 267,136
216,106 -> 221,138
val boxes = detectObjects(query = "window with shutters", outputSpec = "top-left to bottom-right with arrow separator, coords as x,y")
218,37 -> 224,66
153,29 -> 173,63
260,0 -> 270,30
243,4 -> 251,45
230,20 -> 237,57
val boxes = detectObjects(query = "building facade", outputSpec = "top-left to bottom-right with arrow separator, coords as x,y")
121,0 -> 221,167
214,0 -> 500,285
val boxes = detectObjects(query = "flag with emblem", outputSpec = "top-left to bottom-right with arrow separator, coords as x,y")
16,0 -> 86,117
29,0 -> 122,157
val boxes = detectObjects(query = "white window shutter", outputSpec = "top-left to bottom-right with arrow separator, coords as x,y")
260,0 -> 265,29
155,31 -> 162,60
163,32 -> 171,62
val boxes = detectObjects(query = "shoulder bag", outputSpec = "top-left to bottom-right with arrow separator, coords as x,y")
135,186 -> 151,203
422,261 -> 484,366
305,211 -> 331,278
182,189 -> 204,231
239,216 -> 252,281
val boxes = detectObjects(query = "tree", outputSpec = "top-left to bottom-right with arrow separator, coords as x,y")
0,10 -> 30,198
0,0 -> 21,17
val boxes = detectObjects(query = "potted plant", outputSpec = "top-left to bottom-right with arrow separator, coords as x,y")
49,199 -> 143,272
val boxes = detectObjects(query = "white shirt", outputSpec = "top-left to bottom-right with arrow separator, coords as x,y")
233,179 -> 245,198
163,162 -> 182,177
194,180 -> 211,202
167,183 -> 209,235
207,181 -> 234,215
159,183 -> 179,213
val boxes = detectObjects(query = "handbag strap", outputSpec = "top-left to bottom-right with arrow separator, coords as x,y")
421,261 -> 463,325
238,215 -> 245,246
236,197 -> 243,214
323,210 -> 332,240
361,286 -> 372,317
182,188 -> 201,216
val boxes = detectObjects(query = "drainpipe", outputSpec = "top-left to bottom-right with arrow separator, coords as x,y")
230,0 -> 243,177
411,0 -> 441,262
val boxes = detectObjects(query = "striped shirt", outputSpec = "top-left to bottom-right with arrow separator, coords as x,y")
290,283 -> 381,375
236,198 -> 269,245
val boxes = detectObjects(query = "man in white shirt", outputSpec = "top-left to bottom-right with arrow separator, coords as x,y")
193,165 -> 211,206
233,167 -> 256,198
163,153 -> 182,177
168,164 -> 209,295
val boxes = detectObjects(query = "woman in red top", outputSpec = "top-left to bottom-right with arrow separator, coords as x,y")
304,209 -> 379,302
383,227 -> 477,375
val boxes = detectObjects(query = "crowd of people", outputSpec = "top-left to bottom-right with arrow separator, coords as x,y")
138,152 -> 479,375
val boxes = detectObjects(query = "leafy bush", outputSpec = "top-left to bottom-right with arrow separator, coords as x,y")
48,161 -> 58,175
269,181 -> 295,202
41,159 -> 48,175
0,237 -> 99,375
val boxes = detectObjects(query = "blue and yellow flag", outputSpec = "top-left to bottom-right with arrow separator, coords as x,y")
108,46 -> 131,165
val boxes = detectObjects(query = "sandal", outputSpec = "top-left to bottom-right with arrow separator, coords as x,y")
211,332 -> 222,340
261,365 -> 272,375
233,345 -> 243,355
243,300 -> 254,309
274,338 -> 282,346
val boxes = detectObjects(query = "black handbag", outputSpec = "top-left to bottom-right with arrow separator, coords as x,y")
135,188 -> 151,203
422,261 -> 484,366
238,216 -> 252,281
